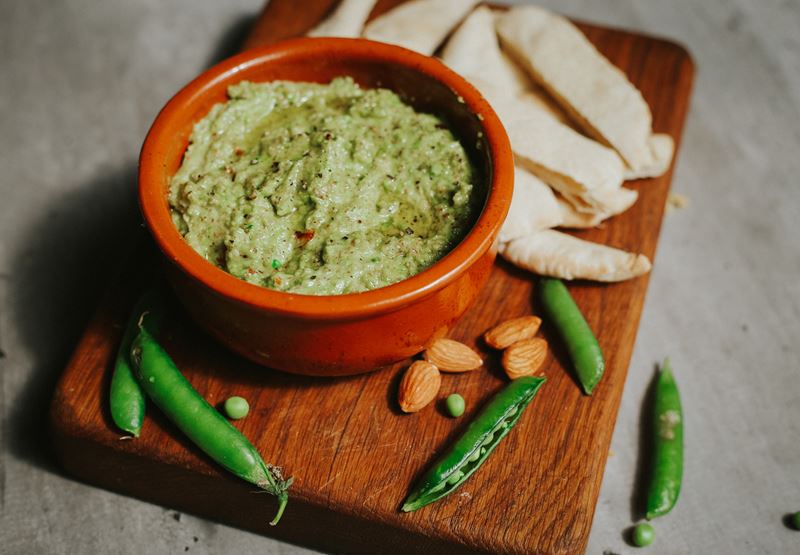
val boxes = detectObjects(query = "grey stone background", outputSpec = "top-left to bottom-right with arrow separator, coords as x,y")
1,0 -> 798,553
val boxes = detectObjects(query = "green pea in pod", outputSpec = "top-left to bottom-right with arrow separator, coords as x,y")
109,289 -> 163,437
645,358 -> 683,520
402,376 -> 546,512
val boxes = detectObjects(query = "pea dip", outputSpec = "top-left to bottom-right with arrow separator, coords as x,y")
169,77 -> 479,295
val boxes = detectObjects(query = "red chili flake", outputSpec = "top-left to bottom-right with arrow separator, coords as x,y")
246,268 -> 256,275
294,229 -> 315,245
234,147 -> 245,156
274,276 -> 283,285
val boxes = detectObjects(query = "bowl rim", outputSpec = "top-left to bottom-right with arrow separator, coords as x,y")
139,37 -> 513,320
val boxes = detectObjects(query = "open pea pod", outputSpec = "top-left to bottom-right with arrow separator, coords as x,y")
402,376 -> 546,512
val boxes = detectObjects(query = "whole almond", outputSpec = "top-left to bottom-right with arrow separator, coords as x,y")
424,338 -> 482,372
502,338 -> 548,380
398,361 -> 441,413
484,316 -> 542,350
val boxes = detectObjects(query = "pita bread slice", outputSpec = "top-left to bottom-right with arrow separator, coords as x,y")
496,6 -> 657,172
501,229 -> 651,282
557,187 -> 638,229
624,134 -> 675,180
440,6 -> 530,93
499,166 -> 562,244
517,87 -> 573,127
491,93 -> 626,209
308,0 -> 377,38
440,12 -> 626,213
362,0 -> 479,56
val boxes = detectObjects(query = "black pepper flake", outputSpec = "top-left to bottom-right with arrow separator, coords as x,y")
316,172 -> 323,178
386,174 -> 395,180
405,227 -> 414,235
271,161 -> 280,172
325,132 -> 332,140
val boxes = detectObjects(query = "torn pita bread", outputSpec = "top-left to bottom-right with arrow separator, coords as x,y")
623,134 -> 675,179
501,229 -> 651,282
516,87 -> 573,127
557,187 -> 638,229
440,6 -> 531,93
499,167 -> 562,243
492,93 -> 626,212
441,6 -> 576,127
496,6 -> 668,175
308,0 -> 377,38
440,8 -> 625,213
362,0 -> 479,56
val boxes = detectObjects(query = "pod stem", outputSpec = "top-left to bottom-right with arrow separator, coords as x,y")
270,493 -> 289,526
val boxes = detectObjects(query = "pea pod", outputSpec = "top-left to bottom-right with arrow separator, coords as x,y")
402,376 -> 546,512
130,326 -> 291,525
645,358 -> 683,519
539,278 -> 605,395
109,290 -> 163,436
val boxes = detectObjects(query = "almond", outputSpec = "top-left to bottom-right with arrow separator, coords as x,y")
502,338 -> 548,380
424,338 -> 482,372
398,361 -> 441,413
484,316 -> 542,350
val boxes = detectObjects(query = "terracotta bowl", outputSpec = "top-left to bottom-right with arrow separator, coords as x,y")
139,38 -> 513,376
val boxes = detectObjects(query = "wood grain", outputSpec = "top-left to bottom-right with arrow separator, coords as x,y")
49,2 -> 694,553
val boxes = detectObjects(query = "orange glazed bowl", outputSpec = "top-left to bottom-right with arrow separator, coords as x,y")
139,38 -> 513,376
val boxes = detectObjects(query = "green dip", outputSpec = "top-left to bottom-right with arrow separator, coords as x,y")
169,77 -> 478,295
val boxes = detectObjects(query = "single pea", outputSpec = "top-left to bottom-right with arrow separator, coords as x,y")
791,511 -> 800,530
223,396 -> 250,420
445,394 -> 465,417
632,522 -> 655,547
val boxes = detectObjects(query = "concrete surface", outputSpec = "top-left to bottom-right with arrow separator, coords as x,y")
1,0 -> 799,553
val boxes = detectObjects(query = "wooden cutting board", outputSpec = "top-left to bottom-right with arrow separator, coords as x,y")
49,2 -> 694,553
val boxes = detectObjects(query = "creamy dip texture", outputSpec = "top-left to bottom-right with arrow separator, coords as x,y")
169,77 -> 478,295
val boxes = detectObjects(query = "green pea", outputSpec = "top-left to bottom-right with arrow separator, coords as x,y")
445,394 -> 465,417
632,522 -> 655,547
790,511 -> 800,531
447,470 -> 464,485
224,396 -> 250,420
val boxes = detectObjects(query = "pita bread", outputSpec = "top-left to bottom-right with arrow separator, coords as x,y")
441,6 -> 576,124
499,167 -> 562,243
624,133 -> 675,180
492,93 -> 626,211
440,6 -> 530,92
557,187 -> 638,229
362,0 -> 479,55
500,229 -> 651,282
496,6 -> 659,173
440,10 -> 625,213
308,0 -> 377,38
516,87 -> 573,127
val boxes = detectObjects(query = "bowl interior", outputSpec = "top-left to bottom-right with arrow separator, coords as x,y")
141,38 -> 511,318
159,43 -> 491,221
